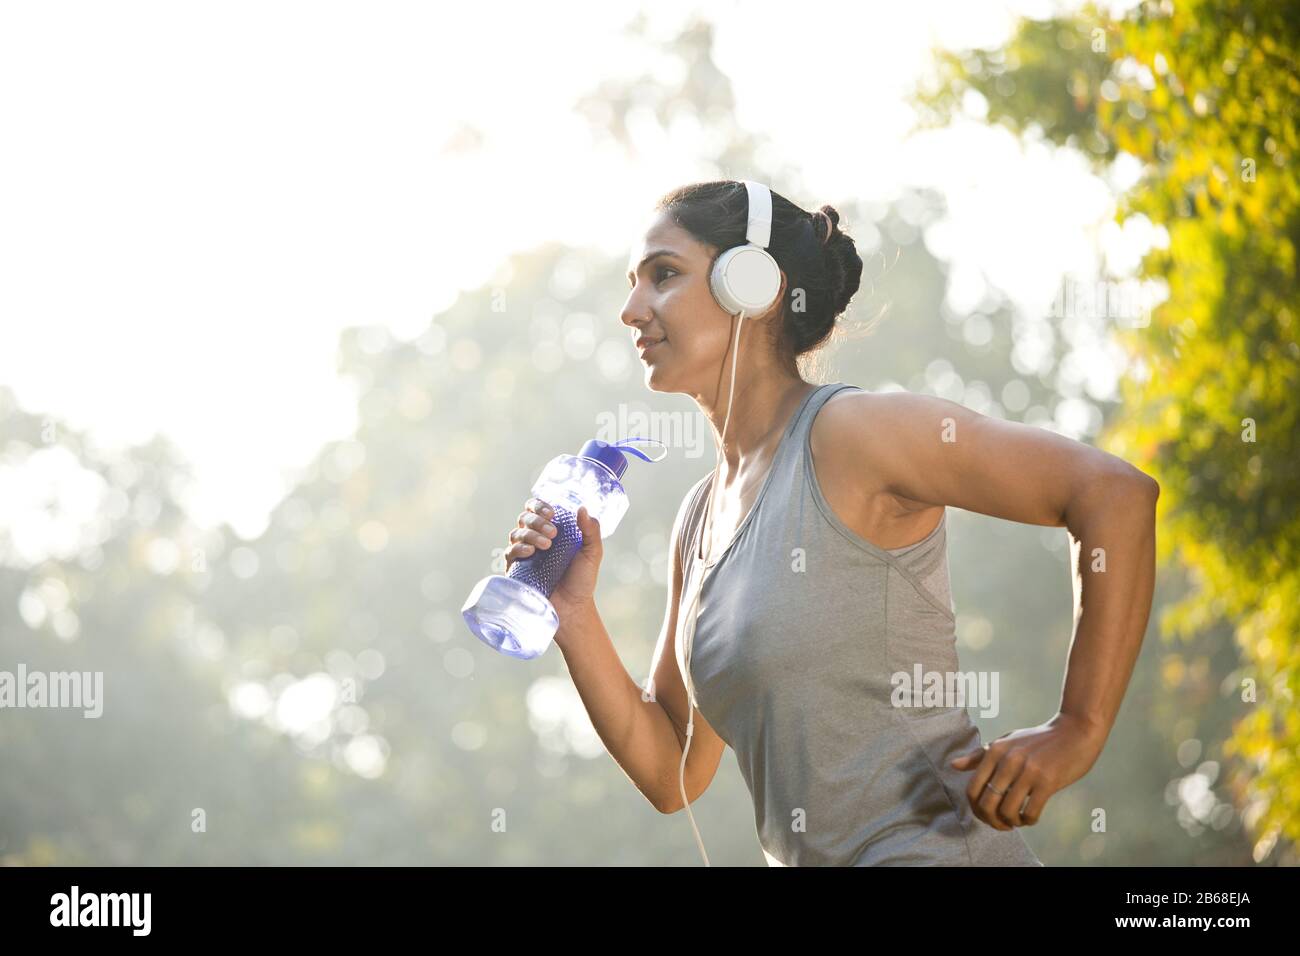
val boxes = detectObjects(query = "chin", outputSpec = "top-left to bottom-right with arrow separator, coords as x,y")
637,350 -> 668,391
642,367 -> 667,392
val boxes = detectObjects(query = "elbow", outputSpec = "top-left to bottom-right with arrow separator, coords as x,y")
1065,463 -> 1158,533
1121,469 -> 1160,527
1115,469 -> 1159,518
654,788 -> 684,815
640,779 -> 680,815
653,772 -> 695,813
1131,469 -> 1160,505
1100,458 -> 1159,506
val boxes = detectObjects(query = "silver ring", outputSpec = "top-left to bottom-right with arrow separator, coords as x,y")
985,783 -> 1006,796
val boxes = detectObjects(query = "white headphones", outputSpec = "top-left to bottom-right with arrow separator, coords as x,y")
678,180 -> 783,867
707,180 -> 784,318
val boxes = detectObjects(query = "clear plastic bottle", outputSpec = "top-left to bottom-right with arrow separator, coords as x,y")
462,438 -> 663,660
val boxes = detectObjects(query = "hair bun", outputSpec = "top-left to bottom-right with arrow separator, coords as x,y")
815,204 -> 861,320
815,205 -> 840,245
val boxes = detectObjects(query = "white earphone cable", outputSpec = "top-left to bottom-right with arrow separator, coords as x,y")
677,307 -> 744,867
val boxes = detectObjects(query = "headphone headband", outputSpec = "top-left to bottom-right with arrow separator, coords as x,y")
742,180 -> 772,248
707,179 -> 783,318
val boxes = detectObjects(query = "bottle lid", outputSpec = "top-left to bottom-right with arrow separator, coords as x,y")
577,438 -> 667,480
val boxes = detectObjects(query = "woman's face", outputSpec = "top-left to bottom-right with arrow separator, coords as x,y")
621,210 -> 739,395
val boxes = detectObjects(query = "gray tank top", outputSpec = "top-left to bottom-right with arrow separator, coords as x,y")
677,382 -> 1043,866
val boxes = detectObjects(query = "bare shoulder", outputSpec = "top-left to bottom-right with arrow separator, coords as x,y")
811,388 -> 957,517
810,389 -> 876,484
816,388 -> 957,440
812,389 -> 951,474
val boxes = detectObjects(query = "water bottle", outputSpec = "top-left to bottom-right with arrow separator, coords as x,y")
462,437 -> 665,660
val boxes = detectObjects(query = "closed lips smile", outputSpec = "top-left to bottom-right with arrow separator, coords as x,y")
636,338 -> 665,354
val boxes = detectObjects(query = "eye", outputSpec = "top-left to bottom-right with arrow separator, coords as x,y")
655,266 -> 678,285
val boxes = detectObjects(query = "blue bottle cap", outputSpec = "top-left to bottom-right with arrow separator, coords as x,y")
577,438 -> 667,480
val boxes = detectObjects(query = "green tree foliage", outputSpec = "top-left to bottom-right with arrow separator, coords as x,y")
914,0 -> 1300,857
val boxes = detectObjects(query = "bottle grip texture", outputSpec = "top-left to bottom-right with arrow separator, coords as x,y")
507,504 -> 583,597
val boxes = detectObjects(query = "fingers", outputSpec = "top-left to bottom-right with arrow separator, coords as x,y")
503,500 -> 603,570
961,743 -> 1043,830
1019,787 -> 1049,826
977,751 -> 1026,829
964,743 -> 996,806
999,772 -> 1035,828
505,500 -> 557,565
950,750 -> 981,770
965,742 -> 1017,831
575,505 -> 601,540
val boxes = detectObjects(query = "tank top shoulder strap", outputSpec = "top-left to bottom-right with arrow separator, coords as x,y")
785,382 -> 864,449
739,382 -> 856,499
676,472 -> 713,570
746,382 -> 865,528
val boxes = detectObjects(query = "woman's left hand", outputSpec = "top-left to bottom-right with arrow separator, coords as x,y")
949,712 -> 1106,830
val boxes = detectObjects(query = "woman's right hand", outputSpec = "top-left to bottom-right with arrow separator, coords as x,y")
505,498 -> 603,623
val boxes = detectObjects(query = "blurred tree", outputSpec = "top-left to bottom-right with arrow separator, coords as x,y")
913,0 -> 1299,859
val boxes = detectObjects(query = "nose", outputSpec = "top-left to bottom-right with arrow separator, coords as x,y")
620,289 -> 652,332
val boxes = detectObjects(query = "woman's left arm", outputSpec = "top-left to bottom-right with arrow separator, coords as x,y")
823,390 -> 1159,830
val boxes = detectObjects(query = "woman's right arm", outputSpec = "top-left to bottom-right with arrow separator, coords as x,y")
509,484 -> 725,813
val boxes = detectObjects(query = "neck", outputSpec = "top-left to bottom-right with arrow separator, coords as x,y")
692,329 -> 812,475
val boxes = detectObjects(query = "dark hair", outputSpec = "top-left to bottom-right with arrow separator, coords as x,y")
654,180 -> 864,376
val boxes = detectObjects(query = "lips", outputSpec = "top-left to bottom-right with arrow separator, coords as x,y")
635,337 -> 665,353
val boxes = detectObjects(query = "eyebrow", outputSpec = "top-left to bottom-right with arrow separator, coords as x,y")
626,249 -> 681,284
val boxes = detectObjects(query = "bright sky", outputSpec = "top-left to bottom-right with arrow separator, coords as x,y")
0,0 -> 1152,541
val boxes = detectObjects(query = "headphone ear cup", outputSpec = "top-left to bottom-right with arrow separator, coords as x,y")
710,245 -> 782,316
708,249 -> 737,313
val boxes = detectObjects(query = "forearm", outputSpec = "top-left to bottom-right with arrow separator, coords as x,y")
554,604 -> 684,811
1057,472 -> 1159,747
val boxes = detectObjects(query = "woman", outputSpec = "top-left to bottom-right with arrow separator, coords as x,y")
503,180 -> 1159,866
